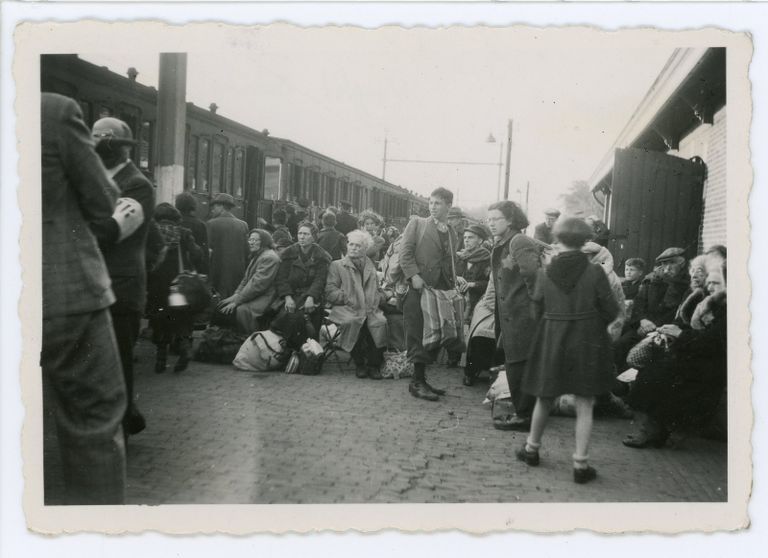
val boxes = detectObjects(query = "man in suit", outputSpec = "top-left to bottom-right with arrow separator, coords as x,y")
399,187 -> 462,401
90,117 -> 155,437
41,93 -> 127,504
335,200 -> 358,235
207,193 -> 249,298
533,208 -> 560,244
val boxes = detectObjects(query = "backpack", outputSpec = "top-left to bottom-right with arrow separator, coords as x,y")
193,325 -> 247,364
232,330 -> 289,371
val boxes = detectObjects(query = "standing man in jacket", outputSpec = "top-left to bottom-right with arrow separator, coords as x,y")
399,187 -> 462,401
41,93 -> 127,504
335,200 -> 358,235
533,208 -> 560,244
90,116 -> 155,438
207,193 -> 249,298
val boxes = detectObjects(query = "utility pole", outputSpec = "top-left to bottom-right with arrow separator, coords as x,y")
382,135 -> 388,181
155,53 -> 187,204
503,119 -> 513,200
525,181 -> 530,214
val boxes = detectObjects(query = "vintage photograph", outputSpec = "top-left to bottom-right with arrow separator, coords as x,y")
16,22 -> 752,533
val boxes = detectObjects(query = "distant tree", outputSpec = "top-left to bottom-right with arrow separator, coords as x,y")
559,180 -> 603,218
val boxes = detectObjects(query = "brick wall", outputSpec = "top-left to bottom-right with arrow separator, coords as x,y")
675,107 -> 727,253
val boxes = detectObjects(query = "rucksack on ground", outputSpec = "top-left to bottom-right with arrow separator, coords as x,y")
232,330 -> 289,372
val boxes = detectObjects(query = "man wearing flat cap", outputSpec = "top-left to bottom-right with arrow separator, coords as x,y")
207,192 -> 249,298
335,200 -> 358,235
533,208 -> 560,244
613,246 -> 690,371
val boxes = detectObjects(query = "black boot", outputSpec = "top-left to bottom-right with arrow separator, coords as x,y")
174,336 -> 191,373
409,363 -> 438,401
155,345 -> 167,374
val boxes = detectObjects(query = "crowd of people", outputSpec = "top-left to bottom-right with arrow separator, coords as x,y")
41,96 -> 728,504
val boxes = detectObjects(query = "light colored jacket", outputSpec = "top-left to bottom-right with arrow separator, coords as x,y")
325,255 -> 388,352
234,248 -> 281,333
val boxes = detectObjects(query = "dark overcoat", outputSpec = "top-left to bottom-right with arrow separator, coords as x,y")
335,211 -> 358,235
317,227 -> 347,260
455,248 -> 491,321
522,254 -> 620,398
41,93 -> 119,319
91,161 -> 155,313
274,243 -> 332,307
533,222 -> 554,245
207,211 -> 249,298
490,229 -> 541,363
629,267 -> 689,328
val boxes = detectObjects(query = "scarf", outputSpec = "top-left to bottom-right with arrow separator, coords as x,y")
456,245 -> 491,264
350,255 -> 366,277
432,218 -> 449,233
546,250 -> 589,293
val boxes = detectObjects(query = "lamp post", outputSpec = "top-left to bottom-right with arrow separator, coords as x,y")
486,133 -> 503,201
487,119 -> 513,200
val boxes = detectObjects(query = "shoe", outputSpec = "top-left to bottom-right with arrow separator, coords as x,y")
174,338 -> 191,372
515,444 -> 540,466
462,373 -> 475,387
409,381 -> 439,401
573,465 -> 598,484
124,407 -> 146,436
622,433 -> 667,449
355,364 -> 368,379
493,415 -> 530,432
424,381 -> 446,396
367,366 -> 383,380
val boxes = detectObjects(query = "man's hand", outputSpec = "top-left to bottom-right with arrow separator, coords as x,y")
657,324 -> 683,339
112,197 -> 144,241
218,300 -> 238,315
637,319 -> 657,335
410,275 -> 425,291
455,276 -> 468,293
285,295 -> 296,313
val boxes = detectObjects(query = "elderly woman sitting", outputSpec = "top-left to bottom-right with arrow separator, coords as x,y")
325,229 -> 388,379
274,220 -> 332,337
217,229 -> 281,334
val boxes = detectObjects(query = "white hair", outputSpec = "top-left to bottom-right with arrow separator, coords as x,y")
347,229 -> 373,251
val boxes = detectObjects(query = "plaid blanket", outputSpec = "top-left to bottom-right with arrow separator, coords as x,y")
420,287 -> 466,354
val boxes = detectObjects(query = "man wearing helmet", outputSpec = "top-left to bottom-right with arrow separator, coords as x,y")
90,116 -> 156,437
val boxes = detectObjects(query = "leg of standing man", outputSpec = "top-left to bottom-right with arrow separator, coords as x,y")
111,307 -> 146,435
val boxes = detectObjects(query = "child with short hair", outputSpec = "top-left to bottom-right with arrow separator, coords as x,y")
517,217 -> 620,484
622,257 -> 646,302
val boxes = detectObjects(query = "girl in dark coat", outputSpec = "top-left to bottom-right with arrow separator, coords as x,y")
517,217 -> 620,484
273,220 -> 332,338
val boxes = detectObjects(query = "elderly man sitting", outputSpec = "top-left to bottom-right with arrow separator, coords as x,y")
325,229 -> 388,379
613,247 -> 690,372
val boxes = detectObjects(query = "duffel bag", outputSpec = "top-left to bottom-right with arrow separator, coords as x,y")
233,330 -> 288,372
194,325 -> 246,364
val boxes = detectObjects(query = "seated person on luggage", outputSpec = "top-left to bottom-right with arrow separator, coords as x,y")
325,229 -> 388,380
623,261 -> 728,449
274,220 -> 332,337
217,228 -> 281,334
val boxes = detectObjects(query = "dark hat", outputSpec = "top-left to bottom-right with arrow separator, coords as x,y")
464,223 -> 489,241
340,200 -> 352,208
211,193 -> 236,208
655,247 -> 686,263
544,208 -> 561,218
92,117 -> 135,145
447,207 -> 464,219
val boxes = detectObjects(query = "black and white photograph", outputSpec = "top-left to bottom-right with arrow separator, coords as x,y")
7,16 -> 754,537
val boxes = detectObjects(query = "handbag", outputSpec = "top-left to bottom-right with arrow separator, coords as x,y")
626,332 -> 670,368
169,242 -> 210,314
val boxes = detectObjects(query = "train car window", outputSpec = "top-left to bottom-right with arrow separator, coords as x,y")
211,141 -> 225,194
139,121 -> 152,171
326,177 -> 336,205
264,157 -> 281,201
291,164 -> 302,199
186,133 -> 198,191
225,147 -> 234,194
234,148 -> 245,198
197,138 -> 210,192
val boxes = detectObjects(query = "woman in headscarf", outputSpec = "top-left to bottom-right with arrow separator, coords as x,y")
273,220 -> 332,338
217,228 -> 281,334
325,229 -> 388,379
146,202 -> 203,373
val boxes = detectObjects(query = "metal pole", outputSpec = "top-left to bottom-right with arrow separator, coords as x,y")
155,53 -> 188,204
503,119 -> 513,200
382,136 -> 388,181
496,141 -> 503,201
525,181 -> 530,214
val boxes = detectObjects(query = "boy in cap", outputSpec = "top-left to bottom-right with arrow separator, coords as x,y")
533,208 -> 560,244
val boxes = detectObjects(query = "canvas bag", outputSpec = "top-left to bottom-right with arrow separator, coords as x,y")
232,330 -> 289,372
193,325 -> 247,364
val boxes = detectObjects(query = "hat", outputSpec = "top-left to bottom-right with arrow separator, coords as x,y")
340,200 -> 352,209
447,207 -> 464,219
655,247 -> 686,263
544,208 -> 561,218
92,117 -> 135,145
465,224 -> 489,241
211,193 -> 236,208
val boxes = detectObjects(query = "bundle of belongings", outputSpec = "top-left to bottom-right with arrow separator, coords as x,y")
420,286 -> 466,354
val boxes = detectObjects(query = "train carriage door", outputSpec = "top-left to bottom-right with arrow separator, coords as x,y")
245,145 -> 266,227
608,147 -> 706,269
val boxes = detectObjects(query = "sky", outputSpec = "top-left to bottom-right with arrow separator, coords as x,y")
81,26 -> 672,222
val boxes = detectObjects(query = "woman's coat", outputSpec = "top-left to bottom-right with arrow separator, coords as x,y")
233,248 -> 281,333
325,255 -> 388,352
274,243 -> 332,308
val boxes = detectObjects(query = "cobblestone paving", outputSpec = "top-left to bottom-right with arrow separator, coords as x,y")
111,338 -> 728,505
